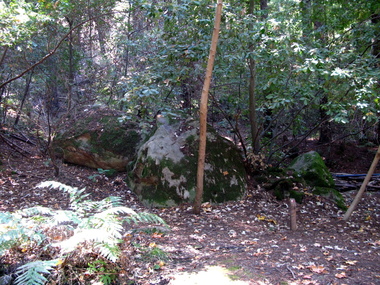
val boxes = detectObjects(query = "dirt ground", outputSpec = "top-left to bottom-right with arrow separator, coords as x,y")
0,135 -> 380,285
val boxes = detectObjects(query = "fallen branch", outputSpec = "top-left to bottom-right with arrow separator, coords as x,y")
0,132 -> 31,157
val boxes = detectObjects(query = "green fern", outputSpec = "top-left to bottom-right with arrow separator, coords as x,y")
37,181 -> 167,262
14,259 -> 59,285
0,181 -> 168,284
0,211 -> 46,255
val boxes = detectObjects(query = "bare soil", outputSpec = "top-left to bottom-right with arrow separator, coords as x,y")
0,134 -> 380,285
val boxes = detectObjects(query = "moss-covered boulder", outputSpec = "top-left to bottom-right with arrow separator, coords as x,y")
288,151 -> 346,209
127,116 -> 247,207
53,108 -> 144,171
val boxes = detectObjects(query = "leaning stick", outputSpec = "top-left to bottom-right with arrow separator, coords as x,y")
343,145 -> 380,220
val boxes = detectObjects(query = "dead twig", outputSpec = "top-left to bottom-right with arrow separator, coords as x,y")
286,265 -> 296,279
0,132 -> 31,157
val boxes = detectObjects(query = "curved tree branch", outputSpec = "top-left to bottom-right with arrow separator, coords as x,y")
0,12 -> 114,90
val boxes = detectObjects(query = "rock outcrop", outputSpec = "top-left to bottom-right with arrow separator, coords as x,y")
53,109 -> 144,171
127,116 -> 247,207
288,151 -> 346,209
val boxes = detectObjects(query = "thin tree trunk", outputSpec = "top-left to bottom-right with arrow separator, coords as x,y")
318,95 -> 332,144
248,57 -> 260,153
248,0 -> 260,154
14,69 -> 34,126
300,0 -> 312,37
65,17 -> 75,113
193,0 -> 223,215
371,13 -> 380,143
0,45 -> 8,67
313,6 -> 331,144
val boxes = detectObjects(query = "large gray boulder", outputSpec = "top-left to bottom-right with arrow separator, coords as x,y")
53,109 -> 144,171
127,116 -> 247,207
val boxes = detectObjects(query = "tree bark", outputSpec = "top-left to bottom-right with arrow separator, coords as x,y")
193,0 -> 223,215
0,46 -> 8,68
248,57 -> 260,153
371,13 -> 380,143
318,95 -> 332,144
300,0 -> 312,38
248,0 -> 260,154
65,17 -> 75,113
14,69 -> 33,126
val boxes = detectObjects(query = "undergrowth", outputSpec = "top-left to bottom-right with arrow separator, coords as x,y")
0,181 -> 167,284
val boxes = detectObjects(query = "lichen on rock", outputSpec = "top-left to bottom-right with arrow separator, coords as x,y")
127,116 -> 247,207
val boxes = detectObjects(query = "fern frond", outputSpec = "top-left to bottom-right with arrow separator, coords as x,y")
36,181 -> 90,212
96,196 -> 124,210
94,243 -> 121,262
51,210 -> 81,226
0,211 -> 47,255
33,181 -> 168,266
0,211 -> 19,223
15,259 -> 58,285
98,206 -> 137,216
57,228 -> 120,253
18,206 -> 54,217
125,212 -> 167,226
37,181 -> 78,193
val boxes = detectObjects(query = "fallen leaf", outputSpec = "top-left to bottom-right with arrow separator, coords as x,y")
266,218 -> 277,225
253,249 -> 272,256
368,240 -> 380,246
256,214 -> 277,224
300,246 -> 307,252
303,274 -> 313,279
56,259 -> 64,266
335,272 -> 347,279
152,232 -> 163,238
257,214 -> 266,221
241,240 -> 258,245
358,226 -> 365,233
307,264 -> 327,274
345,260 -> 357,265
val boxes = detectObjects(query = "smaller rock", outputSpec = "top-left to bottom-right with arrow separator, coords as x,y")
288,151 -> 346,209
53,109 -> 145,171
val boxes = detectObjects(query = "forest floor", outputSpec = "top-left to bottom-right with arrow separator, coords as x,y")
0,135 -> 380,285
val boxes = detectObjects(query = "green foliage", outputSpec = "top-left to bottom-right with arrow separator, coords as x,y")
0,0 -> 51,48
87,259 -> 117,285
98,168 -> 117,177
0,181 -> 167,284
133,242 -> 168,263
15,260 -> 59,285
89,168 -> 118,181
1,0 -> 380,168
